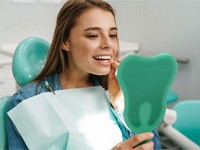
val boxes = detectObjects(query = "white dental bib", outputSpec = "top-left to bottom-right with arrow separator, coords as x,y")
8,86 -> 122,150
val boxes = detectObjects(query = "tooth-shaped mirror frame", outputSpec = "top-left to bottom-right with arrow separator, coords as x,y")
117,53 -> 177,133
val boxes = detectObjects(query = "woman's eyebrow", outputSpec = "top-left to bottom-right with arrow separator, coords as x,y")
84,27 -> 118,31
84,27 -> 100,31
110,27 -> 118,31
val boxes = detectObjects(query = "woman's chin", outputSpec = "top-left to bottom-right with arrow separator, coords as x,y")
92,69 -> 110,76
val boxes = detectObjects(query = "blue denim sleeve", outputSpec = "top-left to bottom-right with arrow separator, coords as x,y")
151,129 -> 162,150
6,75 -> 61,150
7,92 -> 29,150
6,81 -> 47,150
130,129 -> 161,150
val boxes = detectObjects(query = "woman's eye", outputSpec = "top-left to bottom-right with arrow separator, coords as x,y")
87,35 -> 98,38
109,34 -> 117,39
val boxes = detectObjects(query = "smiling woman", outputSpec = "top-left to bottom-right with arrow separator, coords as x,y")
60,8 -> 118,77
6,0 -> 161,150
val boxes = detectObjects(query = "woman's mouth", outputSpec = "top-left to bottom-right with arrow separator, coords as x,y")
93,55 -> 112,66
93,55 -> 111,61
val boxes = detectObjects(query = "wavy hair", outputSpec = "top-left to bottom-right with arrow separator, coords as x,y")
34,0 -> 117,89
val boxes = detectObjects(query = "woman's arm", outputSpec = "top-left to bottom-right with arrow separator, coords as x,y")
6,81 -> 47,150
6,92 -> 29,150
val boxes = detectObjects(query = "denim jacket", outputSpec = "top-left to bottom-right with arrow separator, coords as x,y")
7,73 -> 161,150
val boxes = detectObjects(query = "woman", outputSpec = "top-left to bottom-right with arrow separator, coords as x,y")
7,0 -> 161,149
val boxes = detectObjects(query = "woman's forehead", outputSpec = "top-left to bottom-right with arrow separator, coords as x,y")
74,8 -> 116,30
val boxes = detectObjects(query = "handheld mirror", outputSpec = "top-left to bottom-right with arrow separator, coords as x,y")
117,53 -> 177,133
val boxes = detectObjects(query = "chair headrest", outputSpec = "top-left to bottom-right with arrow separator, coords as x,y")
12,37 -> 50,87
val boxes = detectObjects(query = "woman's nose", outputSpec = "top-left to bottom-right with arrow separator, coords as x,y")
100,43 -> 110,49
100,37 -> 112,50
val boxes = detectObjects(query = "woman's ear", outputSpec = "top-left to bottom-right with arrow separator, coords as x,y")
61,42 -> 70,52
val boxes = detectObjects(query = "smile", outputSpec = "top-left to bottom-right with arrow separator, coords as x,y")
93,55 -> 111,61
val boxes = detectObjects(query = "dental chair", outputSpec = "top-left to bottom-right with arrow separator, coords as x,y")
166,90 -> 178,104
172,100 -> 200,146
12,37 -> 50,87
159,100 -> 200,149
0,96 -> 12,149
0,37 -> 50,149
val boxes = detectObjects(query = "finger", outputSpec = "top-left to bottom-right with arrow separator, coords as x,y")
111,60 -> 120,68
117,58 -> 122,63
125,132 -> 154,148
134,141 -> 154,150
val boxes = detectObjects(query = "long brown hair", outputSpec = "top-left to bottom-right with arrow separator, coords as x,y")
34,0 -> 117,89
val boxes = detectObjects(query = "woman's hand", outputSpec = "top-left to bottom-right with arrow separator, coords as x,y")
108,59 -> 124,111
112,132 -> 154,150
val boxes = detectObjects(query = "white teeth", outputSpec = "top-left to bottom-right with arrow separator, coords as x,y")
94,56 -> 111,60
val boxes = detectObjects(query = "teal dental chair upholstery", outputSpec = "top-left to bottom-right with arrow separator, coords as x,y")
0,37 -> 50,149
172,100 -> 200,146
12,37 -> 50,87
0,96 -> 12,150
166,90 -> 178,104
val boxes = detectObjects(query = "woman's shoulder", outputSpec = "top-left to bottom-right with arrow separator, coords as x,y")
12,81 -> 46,104
12,73 -> 61,105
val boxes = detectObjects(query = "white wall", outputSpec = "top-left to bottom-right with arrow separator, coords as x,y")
1,0 -> 64,44
108,0 -> 200,100
1,0 -> 200,100
0,0 -> 3,46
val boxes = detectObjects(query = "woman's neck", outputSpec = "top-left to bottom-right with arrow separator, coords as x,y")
59,70 -> 93,89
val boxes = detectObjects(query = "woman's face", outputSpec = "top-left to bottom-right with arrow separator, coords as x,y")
63,8 -> 118,75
